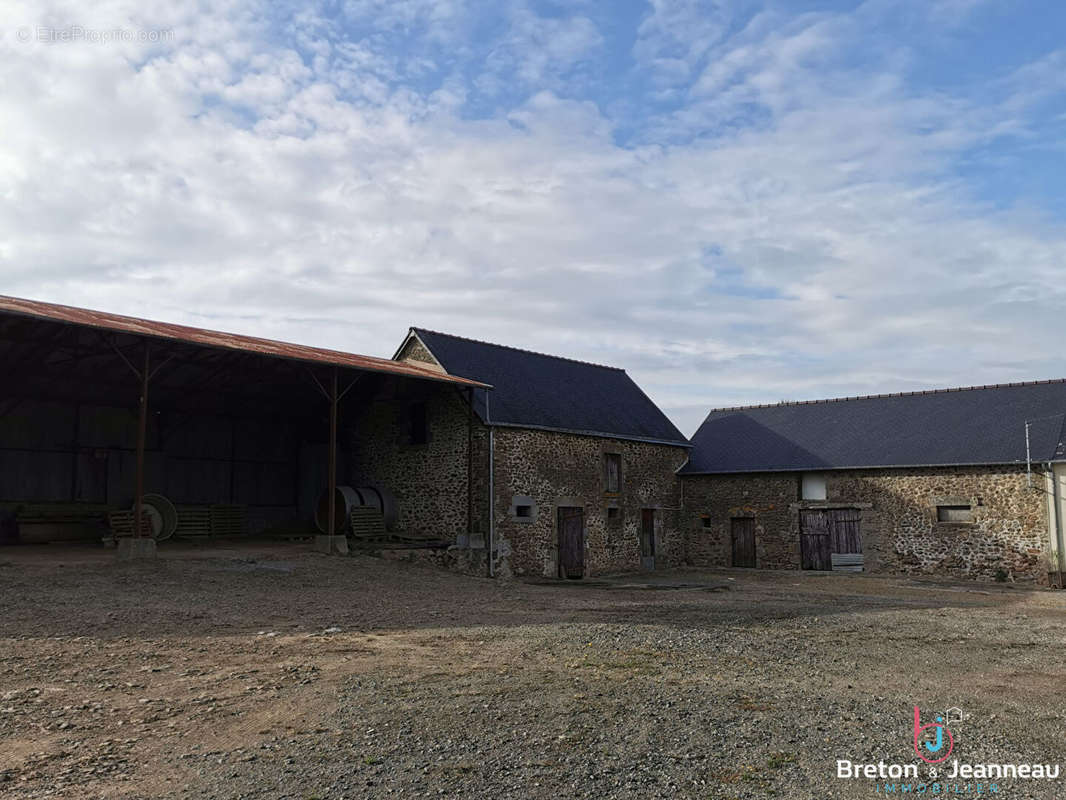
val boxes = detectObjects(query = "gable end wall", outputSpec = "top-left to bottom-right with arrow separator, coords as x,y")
491,428 -> 689,577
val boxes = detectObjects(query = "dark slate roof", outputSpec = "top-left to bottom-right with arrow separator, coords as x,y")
683,380 -> 1066,474
407,328 -> 689,446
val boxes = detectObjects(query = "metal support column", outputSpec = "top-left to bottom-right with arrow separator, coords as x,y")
327,367 -> 338,537
134,344 -> 149,537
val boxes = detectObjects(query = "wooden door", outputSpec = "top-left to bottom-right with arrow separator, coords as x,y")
640,508 -> 655,570
558,507 -> 584,579
800,509 -> 832,570
731,517 -> 756,567
828,508 -> 862,554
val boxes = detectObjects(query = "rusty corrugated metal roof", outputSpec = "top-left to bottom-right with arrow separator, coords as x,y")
0,294 -> 490,389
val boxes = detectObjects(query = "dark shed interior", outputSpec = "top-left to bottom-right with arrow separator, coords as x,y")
0,296 -> 484,547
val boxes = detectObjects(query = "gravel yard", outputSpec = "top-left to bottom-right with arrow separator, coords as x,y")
1,544 -> 1064,799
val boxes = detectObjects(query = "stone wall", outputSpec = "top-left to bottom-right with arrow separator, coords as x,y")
345,383 -> 472,542
682,466 -> 1053,582
490,428 -> 689,578
395,335 -> 441,368
683,472 -> 801,570
344,383 -> 690,580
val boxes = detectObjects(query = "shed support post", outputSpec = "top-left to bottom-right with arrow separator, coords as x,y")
328,367 -> 338,537
118,342 -> 157,559
134,344 -> 149,539
315,366 -> 347,555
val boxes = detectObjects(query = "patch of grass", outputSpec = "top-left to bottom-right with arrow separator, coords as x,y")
736,695 -> 774,712
363,757 -> 383,766
444,760 -> 476,773
767,751 -> 796,769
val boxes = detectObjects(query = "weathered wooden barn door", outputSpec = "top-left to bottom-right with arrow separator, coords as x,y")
558,507 -> 585,579
731,517 -> 756,567
640,508 -> 656,570
800,509 -> 832,570
828,508 -> 862,553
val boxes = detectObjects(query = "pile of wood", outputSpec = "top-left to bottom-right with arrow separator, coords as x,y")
171,504 -> 248,538
347,507 -> 448,549
174,505 -> 211,538
16,503 -> 111,526
209,505 -> 247,537
106,510 -> 153,538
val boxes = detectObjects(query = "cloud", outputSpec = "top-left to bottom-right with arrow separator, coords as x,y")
1,0 -> 1065,438
481,8 -> 603,93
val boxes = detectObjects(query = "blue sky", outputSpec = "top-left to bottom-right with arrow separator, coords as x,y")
2,0 -> 1065,434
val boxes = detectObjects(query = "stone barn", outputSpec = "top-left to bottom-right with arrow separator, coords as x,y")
393,328 -> 690,578
680,380 -> 1066,583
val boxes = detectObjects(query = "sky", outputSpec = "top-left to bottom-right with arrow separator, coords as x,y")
2,0 -> 1065,436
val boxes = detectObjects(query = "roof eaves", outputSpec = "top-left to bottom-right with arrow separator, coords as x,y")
0,295 -> 491,390
680,459 -> 1045,475
487,420 -> 691,448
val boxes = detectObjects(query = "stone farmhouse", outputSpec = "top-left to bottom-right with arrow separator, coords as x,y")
680,381 -> 1066,583
392,328 -> 691,578
2,293 -> 1064,584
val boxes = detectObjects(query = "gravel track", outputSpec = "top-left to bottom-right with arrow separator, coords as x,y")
1,544 -> 1064,799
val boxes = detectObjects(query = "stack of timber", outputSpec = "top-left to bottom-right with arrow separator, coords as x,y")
348,507 -> 448,549
174,505 -> 212,539
209,505 -> 247,537
13,503 -> 111,544
106,510 -> 153,538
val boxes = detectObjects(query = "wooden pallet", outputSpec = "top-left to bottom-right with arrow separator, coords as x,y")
174,505 -> 212,538
349,506 -> 388,542
348,507 -> 449,549
107,510 -> 153,538
14,503 -> 110,525
831,553 -> 864,572
210,505 -> 247,537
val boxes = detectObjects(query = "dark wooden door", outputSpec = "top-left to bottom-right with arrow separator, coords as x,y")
800,509 -> 832,570
558,507 -> 584,579
640,509 -> 655,570
828,508 -> 862,554
731,518 -> 756,567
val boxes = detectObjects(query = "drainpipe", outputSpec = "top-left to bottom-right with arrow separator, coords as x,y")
1025,422 -> 1032,488
486,391 -> 494,578
1051,462 -> 1065,584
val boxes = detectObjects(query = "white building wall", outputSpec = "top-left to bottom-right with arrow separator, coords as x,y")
1045,464 -> 1066,566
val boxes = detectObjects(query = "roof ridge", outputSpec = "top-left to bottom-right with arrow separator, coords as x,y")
413,327 -> 625,371
707,377 -> 1066,414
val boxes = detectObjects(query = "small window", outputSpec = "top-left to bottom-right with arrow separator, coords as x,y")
937,505 -> 973,523
409,402 -> 428,445
801,473 -> 827,501
604,453 -> 621,494
701,516 -> 712,529
509,495 -> 536,523
606,506 -> 622,525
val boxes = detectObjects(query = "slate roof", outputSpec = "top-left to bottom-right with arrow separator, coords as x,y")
683,379 -> 1066,474
405,328 -> 689,446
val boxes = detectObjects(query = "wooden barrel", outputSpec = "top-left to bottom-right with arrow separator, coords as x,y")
314,485 -> 398,533
314,486 -> 361,534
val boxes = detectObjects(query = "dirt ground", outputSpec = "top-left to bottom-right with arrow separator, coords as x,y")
1,542 -> 1064,800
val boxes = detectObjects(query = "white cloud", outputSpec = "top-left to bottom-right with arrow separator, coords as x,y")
1,0 -> 1065,438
